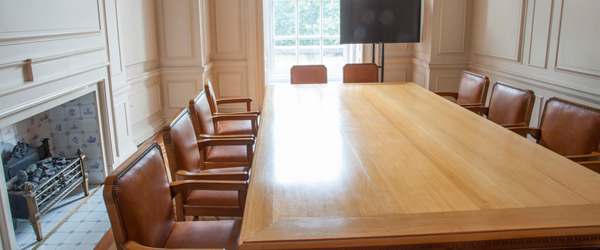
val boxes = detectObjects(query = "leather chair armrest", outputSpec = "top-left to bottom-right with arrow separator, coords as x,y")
216,111 -> 261,116
212,114 -> 258,122
459,103 -> 485,108
500,122 -> 527,128
217,97 -> 252,104
212,114 -> 259,135
198,134 -> 255,139
176,170 -> 249,181
170,180 -> 248,198
123,241 -> 224,250
436,92 -> 458,99
508,127 -> 541,139
465,106 -> 489,116
197,137 -> 255,164
170,180 -> 249,210
566,151 -> 600,162
577,161 -> 600,173
217,97 -> 253,111
197,137 -> 255,149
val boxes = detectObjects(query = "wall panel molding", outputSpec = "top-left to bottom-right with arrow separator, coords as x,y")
528,0 -> 553,69
555,0 -> 600,77
470,63 -> 600,105
166,80 -> 198,108
0,0 -> 101,45
472,0 -> 526,62
163,0 -> 196,60
214,0 -> 244,55
217,72 -> 245,97
438,0 -> 467,55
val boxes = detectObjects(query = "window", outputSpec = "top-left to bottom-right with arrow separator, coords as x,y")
267,0 -> 360,83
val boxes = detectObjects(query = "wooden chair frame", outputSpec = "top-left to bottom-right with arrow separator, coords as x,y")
204,79 -> 260,116
191,90 -> 258,137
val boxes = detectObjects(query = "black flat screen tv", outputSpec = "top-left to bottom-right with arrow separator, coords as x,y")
340,0 -> 422,44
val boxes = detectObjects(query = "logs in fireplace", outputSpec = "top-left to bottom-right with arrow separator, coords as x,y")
4,140 -> 89,241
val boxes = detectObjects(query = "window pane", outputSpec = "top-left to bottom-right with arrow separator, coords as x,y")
274,40 -> 297,76
323,39 -> 343,75
322,0 -> 340,36
274,1 -> 296,37
299,39 -> 320,65
298,0 -> 321,37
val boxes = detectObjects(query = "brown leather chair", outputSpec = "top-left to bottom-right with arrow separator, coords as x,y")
509,97 -> 600,172
466,81 -> 535,127
290,65 -> 327,84
163,108 -> 252,221
104,141 -> 246,250
204,79 -> 259,135
436,71 -> 490,107
191,89 -> 258,136
189,91 -> 256,170
343,63 -> 378,83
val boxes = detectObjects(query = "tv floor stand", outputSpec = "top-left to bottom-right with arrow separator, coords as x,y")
372,43 -> 385,82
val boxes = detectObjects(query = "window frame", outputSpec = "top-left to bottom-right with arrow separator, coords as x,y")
266,0 -> 359,84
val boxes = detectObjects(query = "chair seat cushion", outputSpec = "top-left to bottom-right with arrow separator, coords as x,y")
217,120 -> 253,135
206,145 -> 248,162
185,190 -> 239,206
163,220 -> 241,250
202,166 -> 249,173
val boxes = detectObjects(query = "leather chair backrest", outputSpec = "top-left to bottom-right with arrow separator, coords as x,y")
538,97 -> 600,156
189,90 -> 216,136
204,79 -> 219,114
291,65 -> 327,84
163,108 -> 202,175
104,142 -> 175,248
343,63 -> 378,83
487,82 -> 535,126
456,71 -> 490,105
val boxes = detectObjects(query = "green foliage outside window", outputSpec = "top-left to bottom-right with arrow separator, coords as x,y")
274,0 -> 340,46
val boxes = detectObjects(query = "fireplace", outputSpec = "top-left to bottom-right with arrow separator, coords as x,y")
0,91 -> 105,241
1,92 -> 105,185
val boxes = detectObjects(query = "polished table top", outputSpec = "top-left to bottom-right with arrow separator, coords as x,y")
239,82 -> 600,249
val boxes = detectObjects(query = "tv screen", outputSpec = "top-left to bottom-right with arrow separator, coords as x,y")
340,0 -> 422,44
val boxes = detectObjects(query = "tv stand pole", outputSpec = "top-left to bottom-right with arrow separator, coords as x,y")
371,43 -> 385,83
380,43 -> 384,82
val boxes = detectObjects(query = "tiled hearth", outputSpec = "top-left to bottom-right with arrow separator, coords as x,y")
15,186 -> 109,250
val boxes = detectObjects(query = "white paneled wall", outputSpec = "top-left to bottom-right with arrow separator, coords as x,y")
470,0 -> 600,127
116,0 -> 164,145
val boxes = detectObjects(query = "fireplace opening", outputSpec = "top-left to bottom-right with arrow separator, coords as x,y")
0,91 -> 104,241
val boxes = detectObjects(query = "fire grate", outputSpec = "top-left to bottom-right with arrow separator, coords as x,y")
6,149 -> 89,241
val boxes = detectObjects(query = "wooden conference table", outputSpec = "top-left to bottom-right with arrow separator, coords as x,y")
238,82 -> 600,249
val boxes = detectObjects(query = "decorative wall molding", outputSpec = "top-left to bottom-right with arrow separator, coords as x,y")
0,62 -> 109,99
125,69 -> 161,87
437,0 -> 467,55
162,0 -> 197,60
214,0 -> 245,55
470,63 -> 600,105
527,0 -> 553,69
554,0 -> 600,77
472,0 -> 526,62
217,72 -> 245,97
